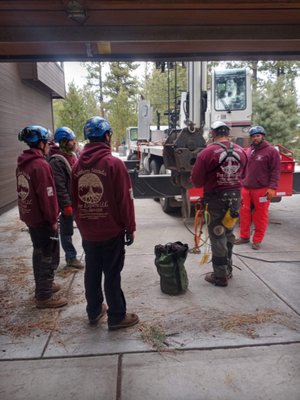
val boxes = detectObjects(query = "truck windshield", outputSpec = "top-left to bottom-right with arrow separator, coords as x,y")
214,69 -> 247,112
129,127 -> 138,141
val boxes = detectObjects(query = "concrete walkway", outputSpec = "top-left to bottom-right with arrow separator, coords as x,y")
0,196 -> 299,399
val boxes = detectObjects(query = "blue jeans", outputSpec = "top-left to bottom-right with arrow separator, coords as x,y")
82,234 -> 126,325
59,213 -> 77,261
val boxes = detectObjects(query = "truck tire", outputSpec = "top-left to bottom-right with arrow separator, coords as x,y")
150,159 -> 161,201
143,155 -> 151,174
159,164 -> 178,213
150,158 -> 160,175
127,152 -> 138,161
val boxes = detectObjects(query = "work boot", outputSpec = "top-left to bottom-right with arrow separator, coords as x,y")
252,242 -> 261,250
52,282 -> 61,293
205,272 -> 228,287
108,313 -> 139,331
89,304 -> 108,325
36,295 -> 68,309
234,237 -> 250,245
35,282 -> 61,299
66,258 -> 84,269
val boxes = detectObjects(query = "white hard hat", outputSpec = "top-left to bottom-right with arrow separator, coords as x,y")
211,121 -> 230,131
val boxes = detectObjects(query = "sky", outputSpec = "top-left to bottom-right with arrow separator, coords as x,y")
63,62 -> 89,88
63,61 -> 145,89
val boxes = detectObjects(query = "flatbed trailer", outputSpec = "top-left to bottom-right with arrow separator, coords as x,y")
126,142 -> 296,212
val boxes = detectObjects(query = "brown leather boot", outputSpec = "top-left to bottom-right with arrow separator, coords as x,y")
89,304 -> 108,325
36,295 -> 68,309
52,282 -> 61,293
108,313 -> 139,331
252,242 -> 261,250
234,238 -> 250,245
35,282 -> 61,299
66,258 -> 84,269
205,273 -> 228,287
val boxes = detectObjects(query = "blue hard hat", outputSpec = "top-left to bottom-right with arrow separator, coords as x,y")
84,116 -> 112,140
249,125 -> 265,136
54,126 -> 76,143
18,125 -> 52,144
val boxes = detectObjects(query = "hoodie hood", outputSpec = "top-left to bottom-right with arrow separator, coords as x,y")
17,148 -> 44,169
49,146 -> 77,168
79,142 -> 111,168
48,142 -> 60,156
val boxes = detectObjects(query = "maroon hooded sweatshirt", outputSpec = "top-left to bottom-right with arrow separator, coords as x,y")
16,148 -> 59,227
242,140 -> 281,189
191,140 -> 247,193
72,142 -> 136,241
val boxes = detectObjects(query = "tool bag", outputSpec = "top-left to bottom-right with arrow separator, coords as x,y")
154,241 -> 189,295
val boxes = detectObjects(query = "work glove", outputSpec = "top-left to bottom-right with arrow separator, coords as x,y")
125,232 -> 134,246
63,205 -> 73,216
265,188 -> 276,201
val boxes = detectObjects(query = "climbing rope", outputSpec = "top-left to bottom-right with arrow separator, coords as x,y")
193,206 -> 203,253
199,203 -> 211,265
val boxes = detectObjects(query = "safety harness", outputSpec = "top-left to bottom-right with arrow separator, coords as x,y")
191,141 -> 241,261
208,141 -> 241,174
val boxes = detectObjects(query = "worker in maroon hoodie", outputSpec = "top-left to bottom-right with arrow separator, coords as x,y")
191,121 -> 247,287
235,126 -> 281,250
16,125 -> 68,308
72,116 -> 139,330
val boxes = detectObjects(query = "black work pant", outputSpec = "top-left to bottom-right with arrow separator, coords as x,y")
29,223 -> 60,300
82,234 -> 126,325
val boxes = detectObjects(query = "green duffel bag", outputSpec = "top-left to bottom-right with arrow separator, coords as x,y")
154,241 -> 189,295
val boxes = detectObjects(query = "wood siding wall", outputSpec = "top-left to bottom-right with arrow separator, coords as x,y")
19,62 -> 65,98
0,63 -> 54,214
37,63 -> 65,98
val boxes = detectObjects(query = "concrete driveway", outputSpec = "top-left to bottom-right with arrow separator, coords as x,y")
0,195 -> 299,399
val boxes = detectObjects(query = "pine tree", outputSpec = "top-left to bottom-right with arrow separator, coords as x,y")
104,62 -> 139,99
142,62 -> 187,127
103,62 -> 139,147
252,76 -> 299,146
54,82 -> 99,141
108,88 -> 137,147
85,62 -> 106,117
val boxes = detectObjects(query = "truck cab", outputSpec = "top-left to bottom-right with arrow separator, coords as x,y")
209,68 -> 252,147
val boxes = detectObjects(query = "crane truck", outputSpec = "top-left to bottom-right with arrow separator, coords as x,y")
125,61 -> 295,215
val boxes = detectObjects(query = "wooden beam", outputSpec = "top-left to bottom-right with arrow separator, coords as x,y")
0,1 -> 300,11
1,39 -> 300,61
0,9 -> 299,26
0,25 -> 299,42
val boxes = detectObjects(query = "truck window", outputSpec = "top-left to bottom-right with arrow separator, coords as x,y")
214,69 -> 247,112
128,127 -> 138,141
